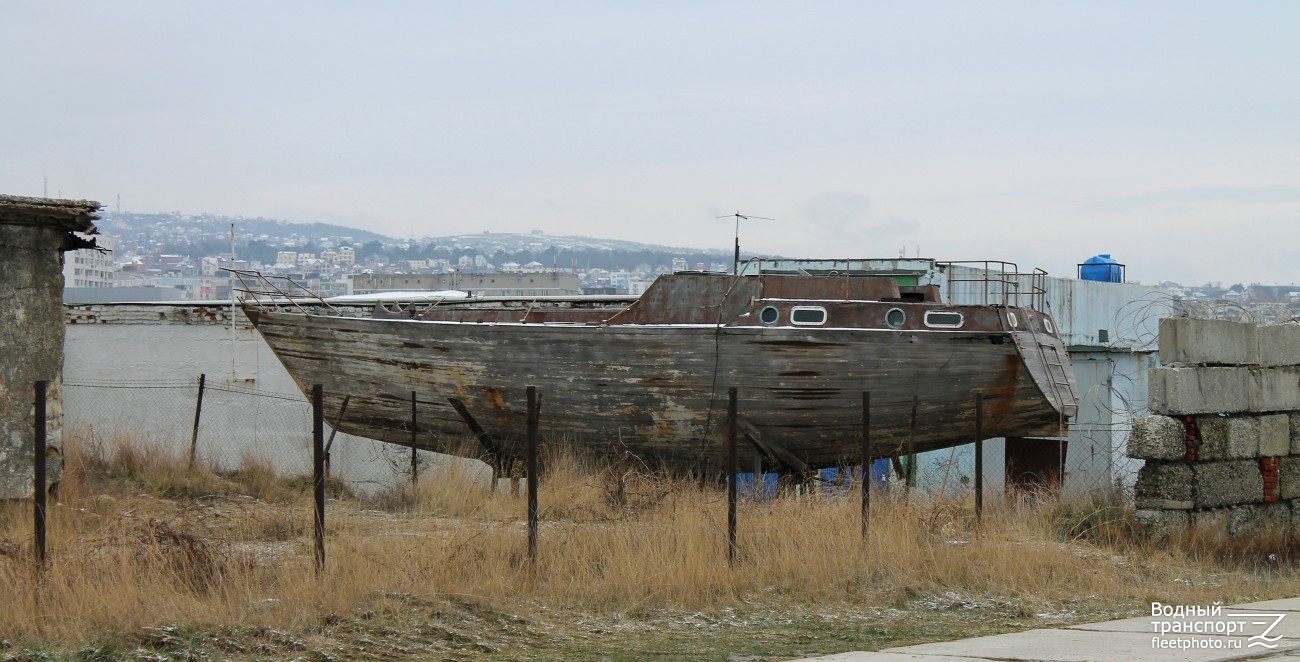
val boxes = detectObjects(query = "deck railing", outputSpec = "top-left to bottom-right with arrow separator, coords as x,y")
937,261 -> 1048,311
227,268 -> 342,316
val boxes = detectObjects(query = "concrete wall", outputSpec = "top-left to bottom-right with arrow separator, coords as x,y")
64,304 -> 481,494
1131,318 -> 1300,538
941,264 -> 1177,351
0,225 -> 66,499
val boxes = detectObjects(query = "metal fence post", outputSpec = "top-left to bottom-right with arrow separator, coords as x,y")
312,384 -> 325,573
861,391 -> 870,540
975,393 -> 984,523
526,386 -> 539,566
34,381 -> 47,569
727,387 -> 738,565
188,373 -> 206,470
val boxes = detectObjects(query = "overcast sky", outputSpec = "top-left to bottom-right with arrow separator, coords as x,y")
4,1 -> 1298,285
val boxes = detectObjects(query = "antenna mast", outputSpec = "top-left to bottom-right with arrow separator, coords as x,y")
716,211 -> 774,275
230,222 -> 237,381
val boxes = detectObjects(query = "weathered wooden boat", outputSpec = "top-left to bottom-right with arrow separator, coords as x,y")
235,259 -> 1078,473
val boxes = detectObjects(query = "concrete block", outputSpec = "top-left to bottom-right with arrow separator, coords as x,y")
1240,502 -> 1290,538
1135,497 -> 1193,510
1260,414 -> 1291,457
1259,323 -> 1300,367
1292,412 -> 1300,455
1281,456 -> 1300,500
1191,508 -> 1231,541
1126,415 -> 1186,460
1195,415 -> 1258,460
1196,503 -> 1291,539
1149,366 -> 1300,415
1159,317 -> 1259,366
1247,367 -> 1300,412
1192,460 -> 1263,508
1132,509 -> 1189,539
1135,462 -> 1192,504
1148,367 -> 1250,415
1289,499 -> 1300,538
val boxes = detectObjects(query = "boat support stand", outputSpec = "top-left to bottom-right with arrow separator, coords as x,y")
447,397 -> 513,491
736,416 -> 810,478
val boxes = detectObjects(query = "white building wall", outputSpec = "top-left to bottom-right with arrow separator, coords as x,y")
63,234 -> 116,288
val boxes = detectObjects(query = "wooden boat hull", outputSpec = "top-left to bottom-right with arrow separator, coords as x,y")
244,306 -> 1070,470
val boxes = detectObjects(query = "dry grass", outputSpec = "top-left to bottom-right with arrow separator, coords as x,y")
2,433 -> 1300,658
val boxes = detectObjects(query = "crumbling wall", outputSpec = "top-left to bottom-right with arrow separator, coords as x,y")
1130,318 -> 1300,538
0,224 -> 67,499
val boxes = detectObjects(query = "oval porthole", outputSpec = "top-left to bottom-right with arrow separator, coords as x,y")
1008,312 -> 1019,328
885,307 -> 906,329
790,306 -> 827,326
759,306 -> 780,325
924,311 -> 964,329
1043,318 -> 1055,334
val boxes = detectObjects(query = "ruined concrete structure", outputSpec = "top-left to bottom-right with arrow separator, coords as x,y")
0,194 -> 100,498
1131,317 -> 1300,538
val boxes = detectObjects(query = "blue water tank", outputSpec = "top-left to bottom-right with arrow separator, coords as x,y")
1080,254 -> 1123,283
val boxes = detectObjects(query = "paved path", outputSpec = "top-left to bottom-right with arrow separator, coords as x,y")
793,598 -> 1300,661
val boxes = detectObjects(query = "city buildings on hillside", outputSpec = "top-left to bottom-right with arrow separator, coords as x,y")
56,219 -> 1300,313
347,272 -> 581,297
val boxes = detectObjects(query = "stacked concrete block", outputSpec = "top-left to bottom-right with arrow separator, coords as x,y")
1134,461 -> 1192,509
1190,460 -> 1263,508
1259,323 -> 1300,367
1157,318 -> 1259,366
1150,319 -> 1300,415
1149,367 -> 1300,415
1127,415 -> 1186,461
1131,319 -> 1300,540
1196,416 -> 1260,460
1191,503 -> 1290,540
1279,456 -> 1300,500
1292,412 -> 1300,455
1132,508 -> 1190,539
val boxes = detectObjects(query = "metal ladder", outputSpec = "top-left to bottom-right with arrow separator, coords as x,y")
1024,320 -> 1078,419
1037,340 -> 1078,418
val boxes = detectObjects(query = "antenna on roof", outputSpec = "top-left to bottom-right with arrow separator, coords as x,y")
716,211 -> 773,275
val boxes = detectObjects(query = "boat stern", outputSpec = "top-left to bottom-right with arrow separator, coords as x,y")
1005,308 -> 1080,421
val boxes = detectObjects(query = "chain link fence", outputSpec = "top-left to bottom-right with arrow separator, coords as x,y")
60,375 -> 1146,501
62,377 -> 451,493
64,378 -> 309,473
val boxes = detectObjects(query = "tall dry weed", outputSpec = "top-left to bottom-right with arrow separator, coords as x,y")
3,429 -> 1300,647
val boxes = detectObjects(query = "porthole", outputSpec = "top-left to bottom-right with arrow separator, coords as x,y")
885,307 -> 906,329
759,306 -> 780,325
924,311 -> 964,329
790,306 -> 827,326
1043,318 -> 1055,334
1008,312 -> 1019,328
